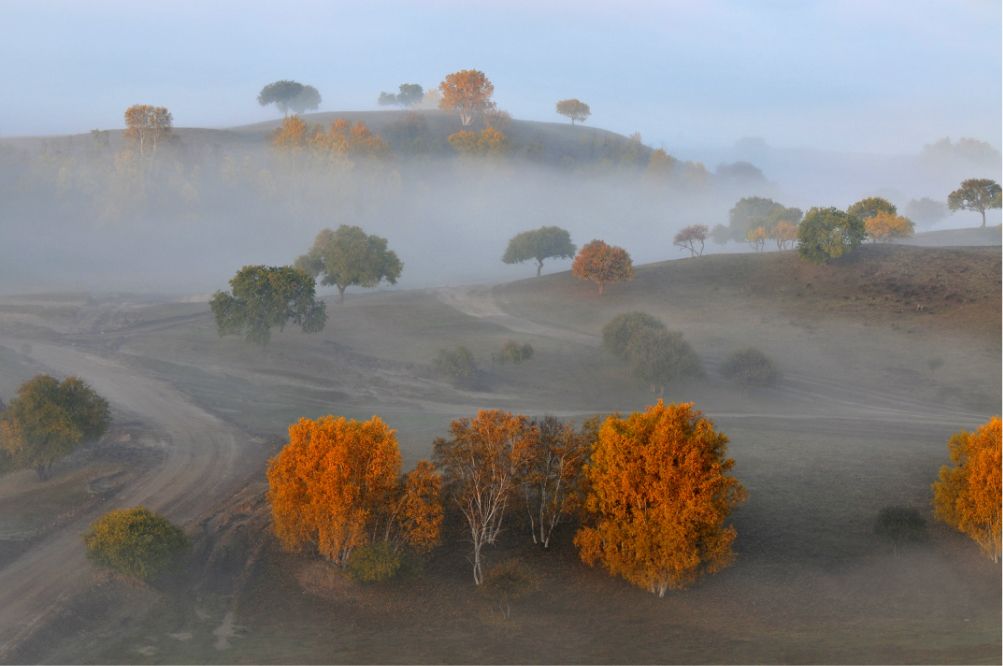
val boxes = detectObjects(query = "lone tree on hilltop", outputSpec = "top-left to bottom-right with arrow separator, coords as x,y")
572,240 -> 634,295
503,226 -> 576,276
575,401 -> 746,597
85,507 -> 188,581
295,225 -> 403,303
258,80 -> 322,116
438,69 -> 495,126
555,99 -> 591,125
947,178 -> 1001,228
847,196 -> 896,222
932,417 -> 1001,562
673,225 -> 708,257
0,375 -> 110,480
797,207 -> 866,264
378,83 -> 424,108
123,104 -> 172,158
209,265 -> 327,346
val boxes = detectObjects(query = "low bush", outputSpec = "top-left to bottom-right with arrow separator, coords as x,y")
719,348 -> 780,386
494,340 -> 534,365
625,327 -> 703,391
874,506 -> 927,545
602,312 -> 666,358
84,507 -> 188,581
433,346 -> 477,382
480,559 -> 538,619
348,542 -> 402,583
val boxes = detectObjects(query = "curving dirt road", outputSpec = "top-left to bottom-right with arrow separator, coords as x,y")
0,340 -> 247,659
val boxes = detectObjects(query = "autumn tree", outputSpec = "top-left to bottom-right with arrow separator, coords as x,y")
434,410 -> 536,584
0,375 -> 110,479
571,240 -> 634,295
438,69 -> 495,126
797,207 -> 866,264
378,83 -> 424,108
865,211 -> 915,242
517,416 -> 594,548
555,99 -> 591,125
769,220 -> 798,250
447,127 -> 507,156
310,119 -> 390,159
209,265 -> 327,346
272,115 -> 310,151
258,80 -> 321,116
85,507 -> 188,581
726,197 -> 802,242
847,196 -> 897,222
746,225 -> 767,251
932,417 -> 1001,562
574,401 -> 746,596
673,225 -> 708,257
295,225 -> 403,303
123,104 -> 172,158
267,415 -> 442,566
503,226 -> 576,276
947,178 -> 1001,227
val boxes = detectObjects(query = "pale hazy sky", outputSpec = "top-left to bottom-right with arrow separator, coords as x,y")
2,0 -> 1000,154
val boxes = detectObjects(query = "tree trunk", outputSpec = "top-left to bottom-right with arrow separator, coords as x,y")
35,465 -> 50,481
337,285 -> 347,303
597,281 -> 605,296
536,259 -> 544,277
980,209 -> 986,228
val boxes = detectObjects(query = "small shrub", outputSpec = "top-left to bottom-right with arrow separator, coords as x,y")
602,312 -> 666,358
494,340 -> 534,365
720,348 -> 780,386
625,328 -> 703,391
84,507 -> 188,581
874,506 -> 927,545
480,559 -> 538,619
348,542 -> 402,583
433,346 -> 477,382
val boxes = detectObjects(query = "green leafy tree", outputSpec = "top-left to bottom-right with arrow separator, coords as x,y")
295,225 -> 403,303
502,226 -> 576,276
0,375 -> 110,479
433,346 -> 477,383
797,207 -> 866,264
625,328 -> 703,393
378,83 -> 424,108
258,80 -> 322,116
726,197 -> 802,242
602,312 -> 666,358
209,265 -> 327,346
85,507 -> 188,581
947,178 -> 1002,228
720,348 -> 780,386
847,196 -> 897,222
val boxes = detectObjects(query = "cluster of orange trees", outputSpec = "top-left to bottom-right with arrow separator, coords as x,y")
267,401 -> 747,594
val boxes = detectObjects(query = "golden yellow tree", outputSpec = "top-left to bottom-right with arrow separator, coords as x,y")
864,211 -> 915,242
769,220 -> 799,250
574,401 -> 747,596
933,417 -> 1001,562
272,115 -> 310,151
447,127 -> 508,156
267,415 -> 441,564
746,225 -> 767,251
438,69 -> 495,126
434,410 -> 536,584
571,239 -> 634,295
123,104 -> 172,158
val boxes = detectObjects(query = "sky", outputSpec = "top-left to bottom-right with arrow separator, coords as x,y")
1,0 -> 1000,154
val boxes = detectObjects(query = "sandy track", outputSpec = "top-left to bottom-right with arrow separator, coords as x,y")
0,341 -> 246,659
437,285 -> 988,427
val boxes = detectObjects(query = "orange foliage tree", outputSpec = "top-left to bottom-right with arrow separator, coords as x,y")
746,225 -> 767,251
434,410 -> 536,584
447,127 -> 507,156
673,225 -> 708,257
438,69 -> 496,126
517,416 -> 594,548
769,220 -> 799,250
571,240 -> 634,295
574,401 -> 747,596
123,104 -> 172,158
932,417 -> 1001,562
272,115 -> 310,151
267,415 -> 442,565
864,211 -> 915,242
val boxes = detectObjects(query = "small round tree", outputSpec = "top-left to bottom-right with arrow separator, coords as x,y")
720,348 -> 780,386
865,211 -> 915,242
85,507 -> 188,581
602,312 -> 666,358
572,240 -> 634,295
555,99 -> 591,125
295,225 -> 403,303
258,80 -> 321,116
624,328 -> 703,393
673,225 -> 708,257
847,196 -> 896,222
797,207 -> 866,264
947,178 -> 1001,228
502,226 -> 576,276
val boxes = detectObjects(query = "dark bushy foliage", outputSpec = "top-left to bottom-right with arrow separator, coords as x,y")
874,506 -> 927,545
494,340 -> 534,365
602,312 -> 666,358
625,328 -> 703,390
84,507 -> 188,581
348,542 -> 402,583
433,346 -> 477,382
720,348 -> 780,386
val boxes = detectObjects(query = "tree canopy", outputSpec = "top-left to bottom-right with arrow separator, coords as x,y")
295,225 -> 403,302
673,225 -> 708,257
555,99 -> 591,125
865,211 -> 914,242
258,80 -> 322,116
438,70 -> 495,126
209,265 -> 327,346
123,104 -> 172,158
725,197 -> 803,242
0,374 -> 110,479
796,206 -> 866,264
502,226 -> 576,276
85,507 -> 188,581
378,83 -> 424,108
571,240 -> 634,295
574,401 -> 746,596
932,417 -> 1001,562
847,196 -> 897,222
947,178 -> 1001,227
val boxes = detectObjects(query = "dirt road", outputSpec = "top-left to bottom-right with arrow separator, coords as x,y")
0,341 -> 247,659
